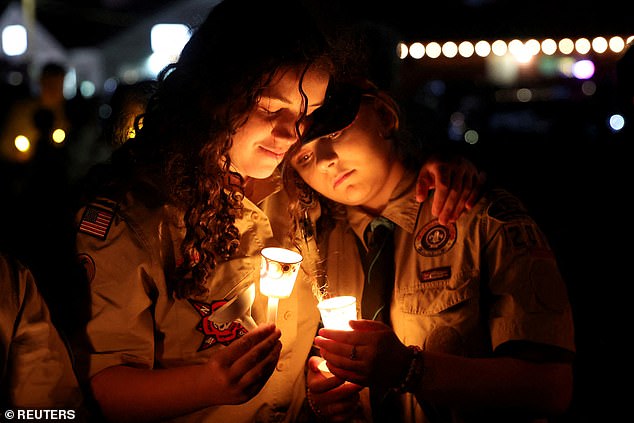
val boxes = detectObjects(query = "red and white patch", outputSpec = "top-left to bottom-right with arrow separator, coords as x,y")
420,266 -> 452,283
189,299 -> 248,351
79,206 -> 114,240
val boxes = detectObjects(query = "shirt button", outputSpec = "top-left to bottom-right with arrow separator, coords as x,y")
270,412 -> 285,422
283,311 -> 292,320
276,361 -> 286,371
251,212 -> 259,220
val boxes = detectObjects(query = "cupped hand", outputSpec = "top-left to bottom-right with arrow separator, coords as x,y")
306,356 -> 363,422
205,323 -> 282,405
314,320 -> 410,389
415,155 -> 486,225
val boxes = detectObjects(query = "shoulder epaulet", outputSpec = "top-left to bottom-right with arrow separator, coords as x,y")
486,189 -> 529,222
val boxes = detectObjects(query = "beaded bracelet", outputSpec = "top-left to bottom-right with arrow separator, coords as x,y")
306,387 -> 324,418
393,345 -> 424,394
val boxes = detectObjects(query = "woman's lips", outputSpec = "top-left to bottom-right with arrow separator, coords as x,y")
259,145 -> 286,160
333,169 -> 353,189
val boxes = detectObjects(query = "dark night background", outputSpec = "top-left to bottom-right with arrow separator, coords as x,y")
1,0 -> 632,421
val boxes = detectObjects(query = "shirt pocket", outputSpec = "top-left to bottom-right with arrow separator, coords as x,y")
397,270 -> 479,316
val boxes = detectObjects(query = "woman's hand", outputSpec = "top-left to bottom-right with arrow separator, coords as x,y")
89,323 -> 282,422
306,356 -> 364,422
416,155 -> 486,224
204,322 -> 282,404
314,320 -> 410,390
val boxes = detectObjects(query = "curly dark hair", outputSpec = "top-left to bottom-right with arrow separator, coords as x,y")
80,0 -> 335,299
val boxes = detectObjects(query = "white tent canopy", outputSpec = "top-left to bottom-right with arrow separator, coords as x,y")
0,1 -> 67,71
1,0 -> 219,95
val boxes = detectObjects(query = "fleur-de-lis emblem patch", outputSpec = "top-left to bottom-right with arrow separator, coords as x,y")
414,220 -> 457,257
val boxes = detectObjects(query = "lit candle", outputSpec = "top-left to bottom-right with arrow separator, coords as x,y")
317,295 -> 357,330
316,295 -> 357,373
259,247 -> 303,324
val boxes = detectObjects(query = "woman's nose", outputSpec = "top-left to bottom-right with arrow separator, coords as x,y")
315,142 -> 338,172
272,113 -> 300,145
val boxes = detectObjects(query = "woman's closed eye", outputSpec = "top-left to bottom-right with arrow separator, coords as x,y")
258,105 -> 282,115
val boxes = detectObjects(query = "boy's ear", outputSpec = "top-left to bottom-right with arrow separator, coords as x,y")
372,94 -> 399,137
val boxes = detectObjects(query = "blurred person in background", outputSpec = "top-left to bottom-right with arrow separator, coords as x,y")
99,80 -> 156,149
0,61 -> 89,343
0,252 -> 85,417
0,61 -> 70,166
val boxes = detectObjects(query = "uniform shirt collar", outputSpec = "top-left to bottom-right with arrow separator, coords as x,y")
245,168 -> 283,206
346,170 -> 419,245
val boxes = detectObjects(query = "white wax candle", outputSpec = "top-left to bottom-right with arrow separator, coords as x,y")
267,297 -> 279,324
317,296 -> 357,331
259,247 -> 303,324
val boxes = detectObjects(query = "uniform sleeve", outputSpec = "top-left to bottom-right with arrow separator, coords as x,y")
483,190 -> 575,354
75,205 -> 160,379
0,255 -> 83,409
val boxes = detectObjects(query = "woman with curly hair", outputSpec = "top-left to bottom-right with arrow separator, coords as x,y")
71,0 -> 482,421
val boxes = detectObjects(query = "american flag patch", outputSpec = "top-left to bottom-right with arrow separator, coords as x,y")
79,206 -> 114,240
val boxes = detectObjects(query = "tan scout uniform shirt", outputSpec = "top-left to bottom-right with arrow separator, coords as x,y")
74,170 -> 321,422
321,171 -> 576,423
0,253 -> 83,411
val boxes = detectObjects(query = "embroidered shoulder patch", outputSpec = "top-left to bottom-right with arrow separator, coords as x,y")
189,299 -> 248,351
486,191 -> 529,222
414,220 -> 457,257
79,205 -> 114,240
